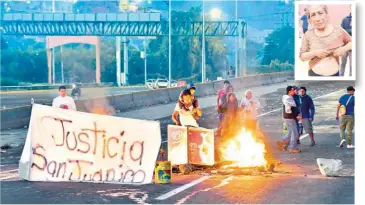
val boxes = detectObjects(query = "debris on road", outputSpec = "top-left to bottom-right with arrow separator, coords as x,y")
317,158 -> 343,177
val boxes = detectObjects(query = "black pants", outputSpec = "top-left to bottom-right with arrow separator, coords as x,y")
309,70 -> 340,77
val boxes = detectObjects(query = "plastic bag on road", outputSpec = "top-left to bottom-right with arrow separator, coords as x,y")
317,158 -> 343,177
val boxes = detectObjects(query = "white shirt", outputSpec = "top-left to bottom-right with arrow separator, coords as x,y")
52,96 -> 77,111
282,95 -> 296,114
240,97 -> 261,119
174,103 -> 199,127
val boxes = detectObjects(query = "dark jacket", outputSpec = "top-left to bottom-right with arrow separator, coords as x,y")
341,15 -> 352,36
221,92 -> 239,115
293,94 -> 301,116
299,95 -> 315,119
219,85 -> 234,113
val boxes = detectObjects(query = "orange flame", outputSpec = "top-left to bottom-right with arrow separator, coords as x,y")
219,127 -> 267,167
91,106 -> 109,115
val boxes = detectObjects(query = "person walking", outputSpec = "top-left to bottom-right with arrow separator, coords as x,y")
336,86 -> 355,148
277,86 -> 302,153
299,87 -> 316,146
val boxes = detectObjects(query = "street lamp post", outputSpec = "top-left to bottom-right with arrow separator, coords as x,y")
52,0 -> 55,84
116,36 -> 121,87
168,0 -> 171,87
201,0 -> 205,83
235,0 -> 238,78
144,39 -> 147,85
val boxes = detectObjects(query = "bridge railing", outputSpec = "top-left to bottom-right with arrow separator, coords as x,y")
1,12 -> 161,22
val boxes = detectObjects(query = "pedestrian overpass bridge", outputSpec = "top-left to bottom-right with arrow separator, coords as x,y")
0,13 -> 246,37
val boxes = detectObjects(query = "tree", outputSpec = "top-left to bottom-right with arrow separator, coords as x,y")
261,26 -> 294,65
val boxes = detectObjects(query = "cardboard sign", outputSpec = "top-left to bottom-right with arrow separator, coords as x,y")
167,125 -> 188,165
188,127 -> 215,166
19,104 -> 161,184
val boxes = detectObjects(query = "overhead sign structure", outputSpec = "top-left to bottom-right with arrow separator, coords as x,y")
19,104 -> 161,184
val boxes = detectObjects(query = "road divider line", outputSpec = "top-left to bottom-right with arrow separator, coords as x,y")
0,175 -> 19,181
0,169 -> 18,174
155,176 -> 211,200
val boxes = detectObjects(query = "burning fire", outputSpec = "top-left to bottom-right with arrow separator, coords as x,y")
219,128 -> 267,167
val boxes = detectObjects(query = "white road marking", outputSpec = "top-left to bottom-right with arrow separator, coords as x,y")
176,176 -> 234,204
0,169 -> 18,174
0,175 -> 18,180
155,176 -> 211,200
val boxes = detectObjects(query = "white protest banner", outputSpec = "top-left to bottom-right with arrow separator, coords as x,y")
19,104 -> 161,184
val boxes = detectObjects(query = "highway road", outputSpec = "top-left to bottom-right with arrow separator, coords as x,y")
0,86 -> 148,109
0,81 -> 355,204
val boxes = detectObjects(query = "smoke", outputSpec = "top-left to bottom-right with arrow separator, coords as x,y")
82,88 -> 116,116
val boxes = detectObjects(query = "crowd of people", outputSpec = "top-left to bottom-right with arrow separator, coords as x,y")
299,5 -> 353,77
50,81 -> 355,155
171,81 -> 355,154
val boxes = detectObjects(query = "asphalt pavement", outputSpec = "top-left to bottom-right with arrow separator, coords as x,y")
0,86 -> 148,109
0,81 -> 355,204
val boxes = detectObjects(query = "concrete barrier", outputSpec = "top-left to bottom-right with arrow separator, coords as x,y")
270,72 -> 282,84
1,71 -> 294,130
132,89 -> 170,108
213,81 -> 224,92
167,87 -> 183,102
82,96 -> 115,114
239,75 -> 258,88
260,74 -> 274,85
0,106 -> 32,130
229,78 -> 242,91
195,83 -> 215,97
112,93 -> 135,111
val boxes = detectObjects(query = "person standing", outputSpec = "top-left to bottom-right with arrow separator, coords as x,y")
52,86 -> 77,111
220,91 -> 240,139
216,81 -> 231,134
300,5 -> 352,77
336,86 -> 355,148
179,83 -> 199,109
299,87 -> 316,146
340,10 -> 352,77
277,86 -> 301,153
172,89 -> 202,127
299,8 -> 309,35
240,89 -> 261,131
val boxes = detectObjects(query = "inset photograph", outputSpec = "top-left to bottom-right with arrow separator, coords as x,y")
295,1 -> 356,80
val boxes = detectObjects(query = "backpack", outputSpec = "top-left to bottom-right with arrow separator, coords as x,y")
339,95 -> 353,116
